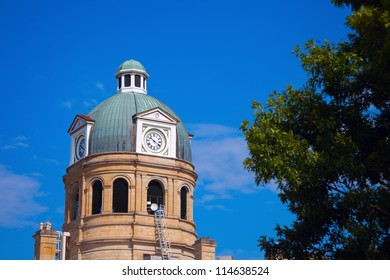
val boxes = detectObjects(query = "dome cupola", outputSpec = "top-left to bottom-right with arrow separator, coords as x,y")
67,59 -> 192,164
115,59 -> 149,94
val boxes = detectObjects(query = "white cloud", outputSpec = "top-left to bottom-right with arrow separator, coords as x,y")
96,82 -> 105,91
189,123 -> 239,139
0,145 -> 16,150
14,142 -> 29,148
63,98 -> 98,109
44,158 -> 61,165
83,99 -> 98,107
264,179 -> 280,193
63,100 -> 73,109
189,124 -> 258,203
55,207 -> 64,214
204,204 -> 232,211
13,136 -> 27,142
196,194 -> 217,203
0,165 -> 48,228
189,123 -> 280,199
0,136 -> 29,150
29,172 -> 43,177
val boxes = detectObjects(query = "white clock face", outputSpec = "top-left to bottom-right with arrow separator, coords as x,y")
144,130 -> 166,153
76,136 -> 86,160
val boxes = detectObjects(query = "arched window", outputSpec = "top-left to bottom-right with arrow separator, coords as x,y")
72,188 -> 79,221
112,178 -> 128,213
147,180 -> 164,214
92,180 -> 103,215
180,187 -> 188,220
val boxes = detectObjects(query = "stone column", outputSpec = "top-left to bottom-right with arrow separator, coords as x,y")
189,193 -> 194,222
135,173 -> 143,212
129,184 -> 136,212
82,188 -> 88,217
102,184 -> 112,213
80,176 -> 86,217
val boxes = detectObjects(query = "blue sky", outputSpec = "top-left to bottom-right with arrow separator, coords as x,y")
0,0 -> 350,260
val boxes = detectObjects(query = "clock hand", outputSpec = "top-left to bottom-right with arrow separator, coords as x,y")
150,137 -> 158,145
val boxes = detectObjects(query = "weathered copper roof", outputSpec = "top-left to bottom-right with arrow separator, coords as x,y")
88,92 -> 192,162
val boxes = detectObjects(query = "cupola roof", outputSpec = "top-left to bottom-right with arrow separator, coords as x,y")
115,59 -> 148,76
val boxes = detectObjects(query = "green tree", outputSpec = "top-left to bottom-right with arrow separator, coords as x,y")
241,0 -> 390,259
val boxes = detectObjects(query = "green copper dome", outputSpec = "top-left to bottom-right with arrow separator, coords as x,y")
88,92 -> 192,162
116,59 -> 146,73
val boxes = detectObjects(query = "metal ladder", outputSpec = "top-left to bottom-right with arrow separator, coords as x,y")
154,205 -> 172,260
55,231 -> 69,260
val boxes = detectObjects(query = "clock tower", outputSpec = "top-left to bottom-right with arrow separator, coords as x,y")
57,59 -> 216,260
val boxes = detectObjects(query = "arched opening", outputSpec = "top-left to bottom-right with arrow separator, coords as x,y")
112,178 -> 128,213
72,188 -> 79,221
124,74 -> 131,87
135,74 -> 141,87
180,187 -> 188,220
147,180 -> 164,214
92,180 -> 103,215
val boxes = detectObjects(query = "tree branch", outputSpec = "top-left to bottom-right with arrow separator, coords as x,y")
370,204 -> 390,217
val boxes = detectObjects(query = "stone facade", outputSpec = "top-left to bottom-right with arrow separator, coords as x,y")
194,237 -> 217,260
61,152 -> 202,260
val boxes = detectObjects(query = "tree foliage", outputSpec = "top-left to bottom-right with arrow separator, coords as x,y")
241,0 -> 390,259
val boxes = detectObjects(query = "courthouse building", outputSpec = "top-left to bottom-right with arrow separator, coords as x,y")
33,59 -> 216,260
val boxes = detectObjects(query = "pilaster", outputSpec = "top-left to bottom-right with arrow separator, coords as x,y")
102,184 -> 112,213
